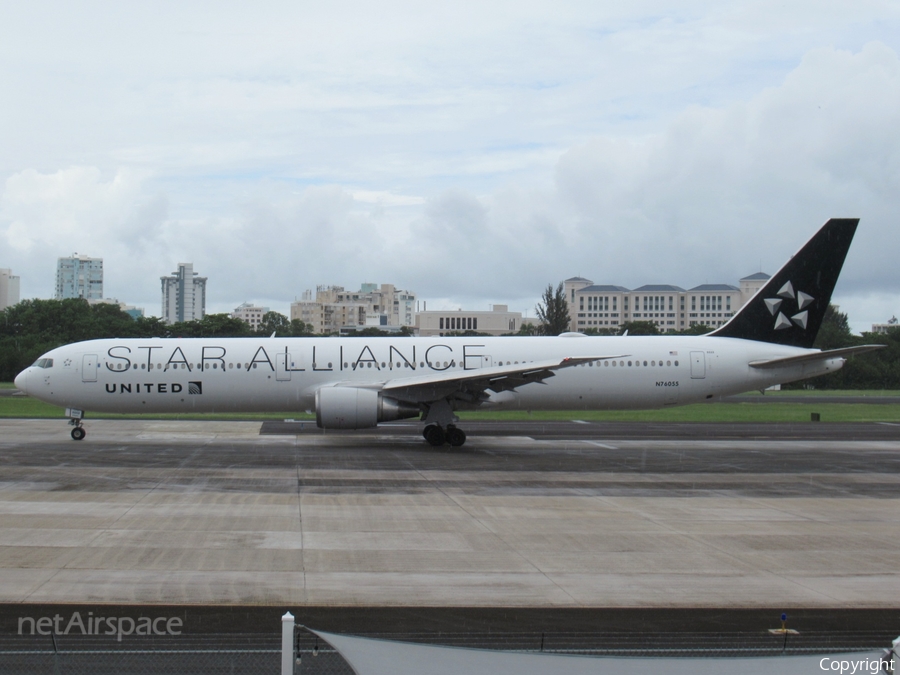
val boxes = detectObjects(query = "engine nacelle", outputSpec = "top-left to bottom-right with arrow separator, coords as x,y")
315,387 -> 420,429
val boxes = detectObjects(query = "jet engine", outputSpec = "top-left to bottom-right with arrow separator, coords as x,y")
315,387 -> 420,429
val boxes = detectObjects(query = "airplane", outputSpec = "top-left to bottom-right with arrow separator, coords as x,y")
14,218 -> 883,446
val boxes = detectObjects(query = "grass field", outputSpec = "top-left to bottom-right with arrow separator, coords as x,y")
0,396 -> 316,421
2,385 -> 900,423
733,388 -> 900,398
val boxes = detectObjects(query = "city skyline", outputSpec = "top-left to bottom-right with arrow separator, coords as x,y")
1,255 -> 892,333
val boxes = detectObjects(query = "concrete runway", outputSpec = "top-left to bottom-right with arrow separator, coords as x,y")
0,418 -> 898,608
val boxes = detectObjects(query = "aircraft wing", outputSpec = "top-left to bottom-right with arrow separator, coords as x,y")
748,344 -> 885,369
375,355 -> 629,404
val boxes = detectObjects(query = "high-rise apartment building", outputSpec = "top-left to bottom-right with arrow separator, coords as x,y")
0,268 -> 20,311
56,254 -> 103,301
161,263 -> 207,324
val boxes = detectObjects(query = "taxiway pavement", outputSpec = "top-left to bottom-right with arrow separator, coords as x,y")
0,418 -> 898,607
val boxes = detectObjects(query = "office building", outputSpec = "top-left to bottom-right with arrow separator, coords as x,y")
739,272 -> 770,305
415,305 -> 524,336
564,273 -> 770,333
56,254 -> 103,301
161,263 -> 207,324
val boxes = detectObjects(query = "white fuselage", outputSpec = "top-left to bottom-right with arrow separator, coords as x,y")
15,335 -> 843,415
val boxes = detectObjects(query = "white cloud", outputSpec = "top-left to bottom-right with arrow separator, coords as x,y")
550,43 -> 900,295
836,291 -> 900,334
1,4 -> 899,330
351,191 -> 425,207
1,167 -> 155,252
0,167 -> 173,306
397,42 -> 900,326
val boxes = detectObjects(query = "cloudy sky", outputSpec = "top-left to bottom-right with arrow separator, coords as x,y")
1,1 -> 898,332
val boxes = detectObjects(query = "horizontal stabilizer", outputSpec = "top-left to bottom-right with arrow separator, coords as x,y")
748,345 -> 885,369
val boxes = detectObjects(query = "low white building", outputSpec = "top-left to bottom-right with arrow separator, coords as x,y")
415,305 -> 523,336
872,316 -> 898,334
232,302 -> 269,330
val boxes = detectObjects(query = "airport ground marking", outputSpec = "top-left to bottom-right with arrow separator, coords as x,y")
582,440 -> 619,450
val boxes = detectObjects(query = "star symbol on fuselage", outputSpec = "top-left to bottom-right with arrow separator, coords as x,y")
765,281 -> 814,331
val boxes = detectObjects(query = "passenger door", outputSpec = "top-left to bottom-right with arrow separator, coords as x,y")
275,353 -> 292,381
690,351 -> 706,379
82,354 -> 98,382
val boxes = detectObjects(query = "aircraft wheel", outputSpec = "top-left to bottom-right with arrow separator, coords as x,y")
446,426 -> 466,447
424,425 -> 446,447
423,424 -> 437,439
71,427 -> 86,441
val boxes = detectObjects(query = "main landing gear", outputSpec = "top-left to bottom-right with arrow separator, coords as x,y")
66,408 -> 86,441
421,399 -> 467,447
423,424 -> 467,448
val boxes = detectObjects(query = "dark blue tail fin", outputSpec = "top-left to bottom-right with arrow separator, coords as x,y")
709,218 -> 858,348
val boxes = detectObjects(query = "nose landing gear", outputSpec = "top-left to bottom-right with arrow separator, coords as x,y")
66,408 -> 86,441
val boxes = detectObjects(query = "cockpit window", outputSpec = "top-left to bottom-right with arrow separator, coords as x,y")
32,358 -> 54,369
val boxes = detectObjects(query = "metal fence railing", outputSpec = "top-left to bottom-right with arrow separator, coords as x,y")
0,631 -> 353,675
1,618 -> 894,675
0,650 -> 279,675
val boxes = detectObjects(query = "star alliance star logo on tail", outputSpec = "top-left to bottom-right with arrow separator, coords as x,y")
764,281 -> 814,331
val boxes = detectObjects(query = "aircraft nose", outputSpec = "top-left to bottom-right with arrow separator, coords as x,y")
14,369 -> 29,394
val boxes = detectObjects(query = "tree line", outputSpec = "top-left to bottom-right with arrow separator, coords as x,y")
787,305 -> 900,390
